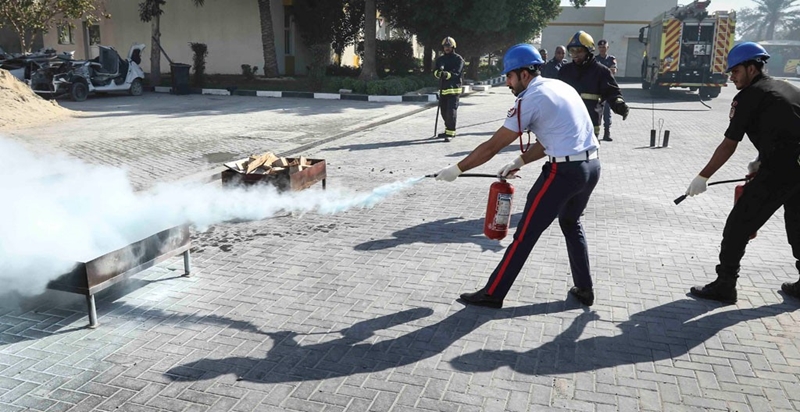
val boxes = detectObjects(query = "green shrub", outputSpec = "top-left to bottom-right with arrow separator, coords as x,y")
340,77 -> 357,91
357,39 -> 418,77
189,42 -> 208,87
241,64 -> 259,80
366,80 -> 386,95
325,76 -> 344,92
326,64 -> 360,77
352,79 -> 368,94
384,78 -> 406,95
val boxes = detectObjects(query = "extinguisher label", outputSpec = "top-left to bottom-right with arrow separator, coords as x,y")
493,194 -> 513,227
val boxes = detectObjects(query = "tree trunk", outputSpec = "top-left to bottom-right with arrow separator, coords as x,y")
423,41 -> 432,73
150,16 -> 162,87
466,56 -> 479,81
257,0 -> 280,77
358,0 -> 378,81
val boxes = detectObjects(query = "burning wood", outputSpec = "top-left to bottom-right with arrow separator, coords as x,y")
231,152 -> 312,175
222,154 -> 327,191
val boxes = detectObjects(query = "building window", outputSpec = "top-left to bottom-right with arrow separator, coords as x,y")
284,8 -> 293,55
88,24 -> 101,45
57,25 -> 74,45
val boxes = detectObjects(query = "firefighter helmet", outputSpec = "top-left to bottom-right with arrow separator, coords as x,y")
726,42 -> 770,72
567,31 -> 595,53
502,43 -> 544,74
442,37 -> 457,48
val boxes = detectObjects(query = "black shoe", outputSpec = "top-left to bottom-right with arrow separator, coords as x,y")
569,287 -> 594,306
601,130 -> 612,141
437,132 -> 447,139
689,279 -> 737,304
458,288 -> 503,308
781,281 -> 800,299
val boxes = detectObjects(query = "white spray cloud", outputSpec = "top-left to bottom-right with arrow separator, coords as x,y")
0,137 -> 422,296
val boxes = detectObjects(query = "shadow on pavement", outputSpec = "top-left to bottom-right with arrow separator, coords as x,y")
61,93 -> 411,120
322,136 -> 450,152
450,297 -> 798,375
354,214 -> 522,253
164,301 -> 571,383
0,277 -> 269,346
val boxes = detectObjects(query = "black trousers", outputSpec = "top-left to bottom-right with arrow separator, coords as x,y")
719,165 -> 800,273
439,94 -> 459,135
483,158 -> 601,299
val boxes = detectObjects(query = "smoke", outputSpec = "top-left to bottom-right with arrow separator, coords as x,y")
0,137 -> 422,297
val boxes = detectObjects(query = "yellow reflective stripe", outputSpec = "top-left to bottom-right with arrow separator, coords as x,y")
580,93 -> 601,101
593,126 -> 600,136
441,88 -> 461,95
445,129 -> 456,136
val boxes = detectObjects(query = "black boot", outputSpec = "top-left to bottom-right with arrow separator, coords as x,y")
458,288 -> 503,308
782,262 -> 800,299
689,265 -> 738,304
601,129 -> 612,142
569,287 -> 594,306
781,279 -> 800,299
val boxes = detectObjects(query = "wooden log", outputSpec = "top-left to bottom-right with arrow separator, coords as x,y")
244,152 -> 278,174
272,157 -> 290,168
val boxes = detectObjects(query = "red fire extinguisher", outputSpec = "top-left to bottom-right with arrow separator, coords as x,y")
735,174 -> 757,239
484,178 -> 515,240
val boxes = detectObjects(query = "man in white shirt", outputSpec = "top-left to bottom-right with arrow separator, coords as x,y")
435,43 -> 602,308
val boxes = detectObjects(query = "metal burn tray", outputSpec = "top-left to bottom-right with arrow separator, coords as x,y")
47,225 -> 191,328
221,157 -> 327,191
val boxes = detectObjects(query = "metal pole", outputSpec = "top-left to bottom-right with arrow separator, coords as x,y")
86,295 -> 98,328
650,129 -> 656,147
183,250 -> 192,277
662,130 -> 670,147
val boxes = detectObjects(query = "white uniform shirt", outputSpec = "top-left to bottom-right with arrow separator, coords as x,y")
502,76 -> 598,157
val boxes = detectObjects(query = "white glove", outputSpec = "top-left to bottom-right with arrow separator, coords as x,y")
498,155 -> 525,177
747,158 -> 761,174
686,175 -> 709,197
435,164 -> 462,182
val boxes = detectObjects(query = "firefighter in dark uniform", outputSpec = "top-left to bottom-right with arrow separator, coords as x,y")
558,31 -> 629,139
433,36 -> 465,142
595,39 -> 617,141
435,44 -> 601,308
686,42 -> 800,304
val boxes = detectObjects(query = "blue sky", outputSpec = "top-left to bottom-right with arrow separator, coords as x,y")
560,0 -> 756,11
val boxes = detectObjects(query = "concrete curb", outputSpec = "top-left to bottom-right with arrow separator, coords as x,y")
145,85 -> 484,103
146,86 -> 439,103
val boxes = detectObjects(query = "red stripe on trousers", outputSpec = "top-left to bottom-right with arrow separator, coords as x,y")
488,163 -> 558,294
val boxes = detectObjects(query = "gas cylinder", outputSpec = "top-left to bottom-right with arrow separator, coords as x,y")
735,179 -> 757,239
484,179 -> 514,240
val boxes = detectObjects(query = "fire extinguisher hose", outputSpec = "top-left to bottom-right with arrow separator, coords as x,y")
424,173 -> 521,179
673,178 -> 747,205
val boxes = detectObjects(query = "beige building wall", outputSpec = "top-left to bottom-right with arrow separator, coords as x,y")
542,0 -> 678,79
42,0 -> 306,76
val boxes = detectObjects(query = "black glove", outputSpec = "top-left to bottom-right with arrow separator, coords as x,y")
612,97 -> 630,120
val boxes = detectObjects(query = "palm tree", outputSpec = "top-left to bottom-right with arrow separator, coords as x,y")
358,0 -> 377,81
257,0 -> 279,77
736,0 -> 800,40
139,0 -> 206,87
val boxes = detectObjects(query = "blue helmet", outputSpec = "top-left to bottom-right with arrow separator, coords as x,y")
726,42 -> 769,72
503,44 -> 544,74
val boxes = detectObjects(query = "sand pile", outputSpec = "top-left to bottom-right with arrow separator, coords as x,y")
0,68 -> 72,129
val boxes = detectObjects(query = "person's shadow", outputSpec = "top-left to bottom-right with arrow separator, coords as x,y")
354,214 -> 523,253
450,296 -> 799,375
165,300 -> 570,383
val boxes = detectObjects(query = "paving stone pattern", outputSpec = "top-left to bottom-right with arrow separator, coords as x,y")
2,83 -> 800,411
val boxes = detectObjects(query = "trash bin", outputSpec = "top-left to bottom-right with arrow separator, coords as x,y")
170,63 -> 191,95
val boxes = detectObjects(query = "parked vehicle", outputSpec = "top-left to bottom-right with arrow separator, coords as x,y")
0,48 -> 59,82
638,0 -> 735,99
30,44 -> 145,101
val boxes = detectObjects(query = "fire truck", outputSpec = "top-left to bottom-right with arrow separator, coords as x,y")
638,0 -> 735,99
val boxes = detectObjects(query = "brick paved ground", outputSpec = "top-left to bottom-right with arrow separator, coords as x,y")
1,83 -> 799,412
